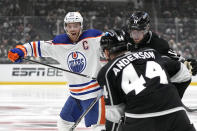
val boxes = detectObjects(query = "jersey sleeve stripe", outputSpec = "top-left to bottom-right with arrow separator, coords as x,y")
70,87 -> 102,96
125,107 -> 185,118
33,41 -> 37,57
69,83 -> 99,92
28,42 -> 33,56
38,41 -> 42,57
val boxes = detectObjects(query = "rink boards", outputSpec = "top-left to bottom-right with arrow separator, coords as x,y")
1,64 -> 197,85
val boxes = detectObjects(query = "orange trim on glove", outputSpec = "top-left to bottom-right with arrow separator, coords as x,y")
8,51 -> 20,62
16,45 -> 27,57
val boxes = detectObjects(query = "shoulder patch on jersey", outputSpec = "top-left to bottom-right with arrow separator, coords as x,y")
52,34 -> 73,45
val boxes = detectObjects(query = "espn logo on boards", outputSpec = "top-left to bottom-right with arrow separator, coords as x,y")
12,67 -> 63,77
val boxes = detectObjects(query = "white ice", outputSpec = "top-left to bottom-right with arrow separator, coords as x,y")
0,84 -> 196,131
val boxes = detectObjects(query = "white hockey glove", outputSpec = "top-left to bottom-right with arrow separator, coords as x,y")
105,103 -> 125,123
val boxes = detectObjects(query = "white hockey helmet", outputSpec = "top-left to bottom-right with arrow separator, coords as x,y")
64,12 -> 83,31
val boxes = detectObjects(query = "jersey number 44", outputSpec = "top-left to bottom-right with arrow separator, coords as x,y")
121,61 -> 168,95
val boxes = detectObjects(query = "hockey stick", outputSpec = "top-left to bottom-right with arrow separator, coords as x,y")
23,58 -> 96,80
183,104 -> 197,112
69,89 -> 104,131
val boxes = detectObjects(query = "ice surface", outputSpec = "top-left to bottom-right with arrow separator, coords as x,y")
0,84 -> 196,131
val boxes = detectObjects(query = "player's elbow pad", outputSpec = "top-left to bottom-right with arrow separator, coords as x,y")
170,63 -> 191,83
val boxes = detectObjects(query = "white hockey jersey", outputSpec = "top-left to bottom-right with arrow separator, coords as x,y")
23,29 -> 103,100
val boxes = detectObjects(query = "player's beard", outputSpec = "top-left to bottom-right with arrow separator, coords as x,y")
68,32 -> 80,43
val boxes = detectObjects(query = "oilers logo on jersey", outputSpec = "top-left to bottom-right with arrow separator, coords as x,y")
67,51 -> 87,73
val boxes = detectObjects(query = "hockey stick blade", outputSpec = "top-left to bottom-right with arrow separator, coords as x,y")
23,58 -> 96,80
69,89 -> 104,131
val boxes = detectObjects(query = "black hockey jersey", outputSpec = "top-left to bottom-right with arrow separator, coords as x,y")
125,30 -> 191,98
126,31 -> 182,61
97,48 -> 188,118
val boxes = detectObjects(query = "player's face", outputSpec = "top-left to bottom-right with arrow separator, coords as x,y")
104,49 -> 110,60
66,22 -> 81,42
130,30 -> 145,44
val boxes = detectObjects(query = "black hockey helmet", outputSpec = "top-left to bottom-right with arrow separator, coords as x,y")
100,29 -> 127,54
128,11 -> 150,31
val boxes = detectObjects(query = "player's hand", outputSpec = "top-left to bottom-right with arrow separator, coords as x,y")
8,45 -> 27,63
184,59 -> 197,76
100,29 -> 126,49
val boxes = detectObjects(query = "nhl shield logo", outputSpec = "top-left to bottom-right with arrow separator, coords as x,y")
67,51 -> 87,73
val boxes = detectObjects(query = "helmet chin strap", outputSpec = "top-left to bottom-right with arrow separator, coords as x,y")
144,24 -> 150,35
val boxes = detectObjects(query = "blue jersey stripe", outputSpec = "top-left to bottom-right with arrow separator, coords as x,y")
52,34 -> 73,45
28,42 -> 33,56
70,87 -> 102,95
69,80 -> 97,87
24,47 -> 27,55
38,41 -> 42,57
52,30 -> 102,45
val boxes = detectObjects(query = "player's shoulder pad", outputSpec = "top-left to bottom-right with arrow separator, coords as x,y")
52,34 -> 72,45
151,32 -> 170,50
138,47 -> 157,53
79,29 -> 103,41
152,32 -> 169,46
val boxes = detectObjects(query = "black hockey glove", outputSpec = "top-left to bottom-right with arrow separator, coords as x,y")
184,59 -> 197,76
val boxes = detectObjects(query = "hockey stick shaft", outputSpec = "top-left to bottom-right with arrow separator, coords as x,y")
69,90 -> 104,131
183,104 -> 197,112
23,58 -> 96,80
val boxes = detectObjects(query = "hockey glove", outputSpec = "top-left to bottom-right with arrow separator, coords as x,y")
184,59 -> 197,76
8,45 -> 27,63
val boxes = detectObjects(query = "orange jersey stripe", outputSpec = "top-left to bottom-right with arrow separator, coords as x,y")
69,83 -> 99,92
99,96 -> 106,124
52,34 -> 103,45
79,34 -> 103,42
33,41 -> 37,57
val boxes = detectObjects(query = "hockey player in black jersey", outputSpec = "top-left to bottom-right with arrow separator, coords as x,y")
100,16 -> 194,129
97,32 -> 196,131
101,11 -> 197,99
127,11 -> 197,71
126,11 -> 197,75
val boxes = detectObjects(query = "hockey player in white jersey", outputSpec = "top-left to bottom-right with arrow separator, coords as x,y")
8,12 -> 105,131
